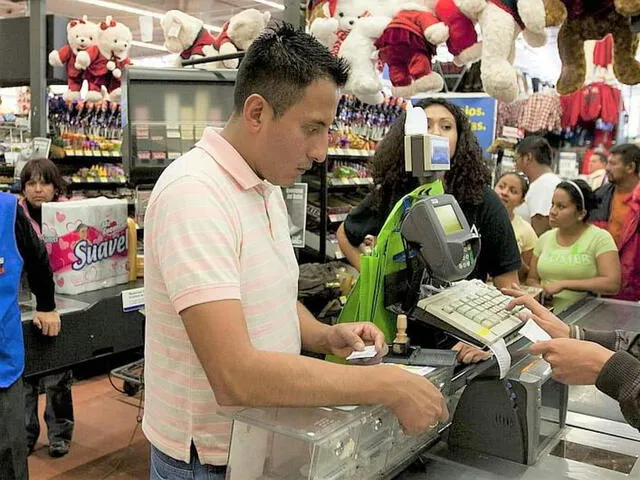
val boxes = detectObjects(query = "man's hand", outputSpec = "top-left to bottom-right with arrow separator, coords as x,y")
530,338 -> 614,385
503,289 -> 570,339
381,365 -> 449,435
451,342 -> 491,364
33,311 -> 61,337
326,322 -> 388,363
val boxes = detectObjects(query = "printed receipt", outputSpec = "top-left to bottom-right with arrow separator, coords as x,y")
519,319 -> 551,343
489,338 -> 511,379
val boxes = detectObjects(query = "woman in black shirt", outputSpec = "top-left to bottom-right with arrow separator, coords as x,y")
337,98 -> 521,289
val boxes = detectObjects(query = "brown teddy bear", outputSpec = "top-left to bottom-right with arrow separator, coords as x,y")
546,0 -> 640,94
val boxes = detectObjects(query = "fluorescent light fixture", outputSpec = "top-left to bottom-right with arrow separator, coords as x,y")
252,0 -> 285,10
131,40 -> 167,51
74,0 -> 222,32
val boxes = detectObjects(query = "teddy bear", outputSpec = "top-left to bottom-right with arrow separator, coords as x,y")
338,13 -> 392,104
74,17 -> 132,104
458,0 -> 549,103
161,10 -> 220,70
424,0 -> 482,66
48,16 -> 99,102
545,0 -> 640,94
309,0 -> 371,57
212,9 -> 271,69
339,2 -> 449,102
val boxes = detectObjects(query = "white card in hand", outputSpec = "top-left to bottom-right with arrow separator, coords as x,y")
346,345 -> 377,361
519,319 -> 551,343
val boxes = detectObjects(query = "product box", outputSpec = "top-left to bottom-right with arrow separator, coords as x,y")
42,198 -> 129,295
223,366 -> 453,480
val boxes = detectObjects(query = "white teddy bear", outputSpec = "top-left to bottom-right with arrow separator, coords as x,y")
48,16 -> 99,102
458,0 -> 548,103
214,9 -> 271,69
75,16 -> 132,103
161,10 -> 220,70
309,0 -> 371,56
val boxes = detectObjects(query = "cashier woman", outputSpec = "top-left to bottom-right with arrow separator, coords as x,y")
506,290 -> 640,431
337,98 -> 521,289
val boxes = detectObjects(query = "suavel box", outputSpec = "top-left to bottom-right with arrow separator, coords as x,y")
223,366 -> 453,480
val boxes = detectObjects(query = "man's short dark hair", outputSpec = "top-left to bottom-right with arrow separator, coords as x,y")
610,143 -> 640,175
515,135 -> 553,167
234,22 -> 350,117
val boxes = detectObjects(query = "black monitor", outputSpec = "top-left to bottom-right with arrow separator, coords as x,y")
121,67 -> 236,185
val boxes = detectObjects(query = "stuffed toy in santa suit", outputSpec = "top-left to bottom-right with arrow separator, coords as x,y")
374,8 -> 447,98
430,0 -> 482,66
75,17 -> 133,103
180,28 -> 216,61
48,16 -> 98,102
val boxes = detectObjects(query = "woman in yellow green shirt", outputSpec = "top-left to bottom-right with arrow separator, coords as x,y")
526,179 -> 621,313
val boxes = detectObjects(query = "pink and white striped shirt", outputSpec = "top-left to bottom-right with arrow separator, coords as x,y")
142,128 -> 301,465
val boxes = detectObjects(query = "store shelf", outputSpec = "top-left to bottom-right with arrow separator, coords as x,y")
62,150 -> 122,159
67,180 -> 128,189
305,231 -> 344,260
327,148 -> 375,157
0,164 -> 14,175
304,176 -> 373,190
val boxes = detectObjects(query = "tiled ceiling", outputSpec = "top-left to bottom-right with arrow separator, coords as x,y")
1,0 -> 286,58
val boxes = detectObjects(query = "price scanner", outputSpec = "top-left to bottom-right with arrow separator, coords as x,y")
400,194 -> 480,283
398,194 -> 526,348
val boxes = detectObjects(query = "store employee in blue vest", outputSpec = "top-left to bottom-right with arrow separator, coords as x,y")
0,191 -> 60,480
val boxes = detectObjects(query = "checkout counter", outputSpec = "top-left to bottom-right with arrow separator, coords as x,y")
398,297 -> 640,480
221,191 -> 640,479
21,280 -> 145,378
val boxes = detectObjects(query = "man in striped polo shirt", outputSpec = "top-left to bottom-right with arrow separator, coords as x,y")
143,23 -> 448,479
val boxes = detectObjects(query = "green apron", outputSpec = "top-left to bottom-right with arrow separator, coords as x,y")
328,180 -> 444,362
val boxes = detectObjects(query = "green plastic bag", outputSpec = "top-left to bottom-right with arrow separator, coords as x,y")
328,180 -> 444,362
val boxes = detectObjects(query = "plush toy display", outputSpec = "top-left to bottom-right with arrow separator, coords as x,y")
424,0 -> 482,66
48,16 -> 99,102
213,9 -> 271,68
309,0 -> 371,56
460,0 -> 549,103
161,10 -> 219,69
546,0 -> 640,94
162,9 -> 270,70
75,17 -> 132,104
339,3 -> 449,103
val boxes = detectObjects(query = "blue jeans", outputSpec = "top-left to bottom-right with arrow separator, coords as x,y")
24,370 -> 74,449
150,443 -> 226,480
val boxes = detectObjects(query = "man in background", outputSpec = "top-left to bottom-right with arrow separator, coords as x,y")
587,150 -> 608,190
590,143 -> 640,301
514,135 -> 561,236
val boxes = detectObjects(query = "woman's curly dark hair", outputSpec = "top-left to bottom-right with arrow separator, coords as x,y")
371,98 -> 490,212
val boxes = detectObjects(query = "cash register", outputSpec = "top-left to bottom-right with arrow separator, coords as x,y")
398,193 -> 567,467
399,194 -> 526,348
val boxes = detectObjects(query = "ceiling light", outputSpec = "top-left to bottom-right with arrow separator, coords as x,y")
252,0 -> 285,10
131,40 -> 167,51
74,0 -> 222,32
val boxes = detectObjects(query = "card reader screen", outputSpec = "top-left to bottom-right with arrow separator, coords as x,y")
434,204 -> 463,234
